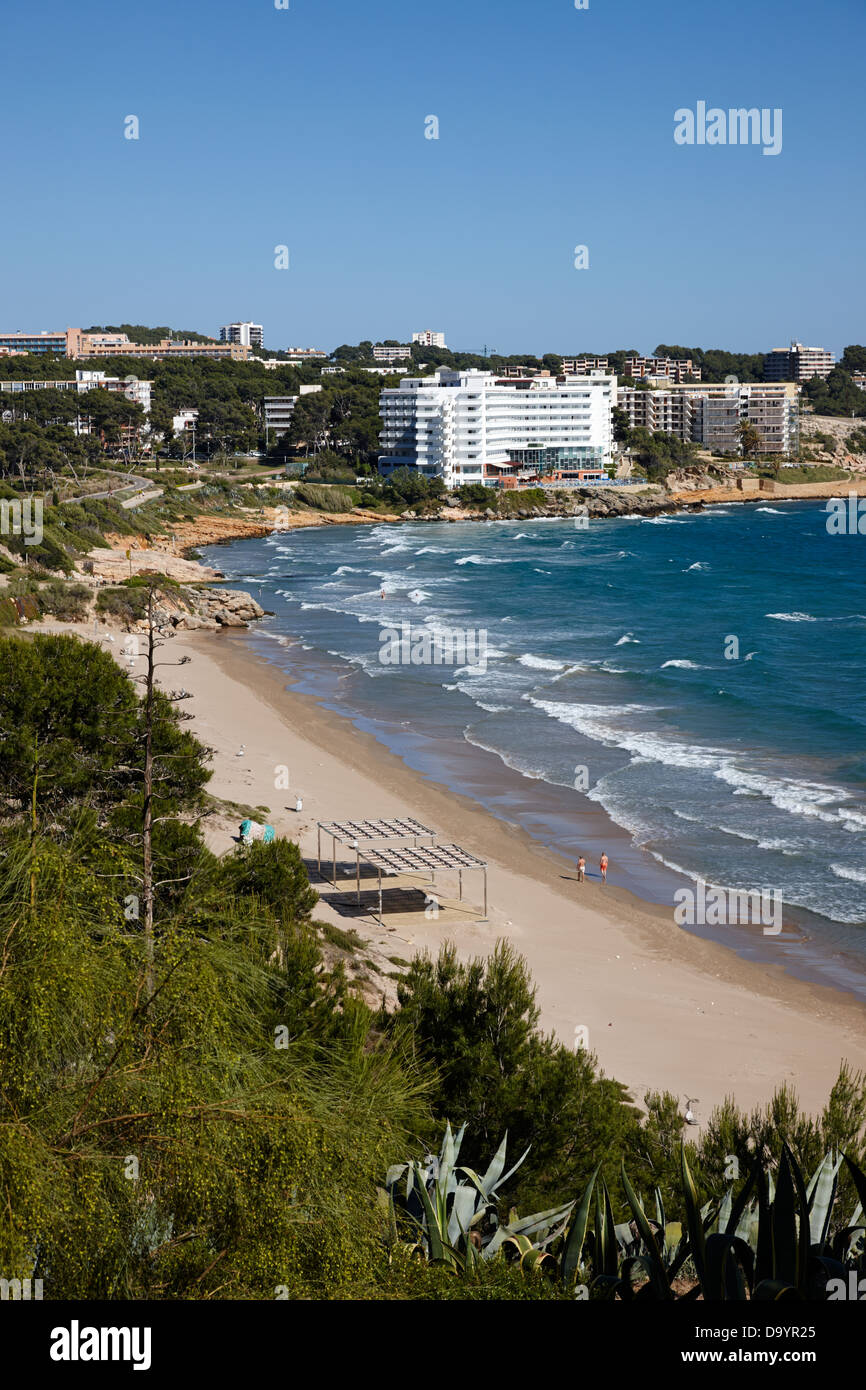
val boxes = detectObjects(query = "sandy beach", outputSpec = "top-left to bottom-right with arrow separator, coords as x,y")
79,616 -> 861,1127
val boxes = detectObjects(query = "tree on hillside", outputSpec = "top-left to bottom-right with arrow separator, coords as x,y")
841,345 -> 866,374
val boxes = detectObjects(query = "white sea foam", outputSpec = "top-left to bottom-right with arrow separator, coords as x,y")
333,565 -> 361,576
616,633 -> 640,645
524,698 -> 719,771
718,824 -> 764,842
524,697 -> 857,835
755,507 -> 785,515
714,764 -> 850,824
766,611 -> 818,623
661,659 -> 706,670
831,864 -> 866,884
518,654 -> 567,671
684,562 -> 710,572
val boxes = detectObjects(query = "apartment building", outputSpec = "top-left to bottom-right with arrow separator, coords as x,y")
76,336 -> 250,362
220,321 -> 264,349
264,384 -> 323,441
412,330 -> 446,348
379,368 -> 616,488
0,328 -> 88,357
618,382 -> 799,456
618,386 -> 694,438
0,370 -> 152,412
764,340 -> 835,383
623,355 -> 702,383
283,348 -> 328,363
561,357 -> 609,376
373,344 -> 412,364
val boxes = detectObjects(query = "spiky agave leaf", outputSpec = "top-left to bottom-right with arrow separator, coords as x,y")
806,1150 -> 841,1251
560,1163 -> 600,1288
680,1144 -> 708,1292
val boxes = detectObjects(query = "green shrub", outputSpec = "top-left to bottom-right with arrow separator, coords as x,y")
35,580 -> 91,622
96,585 -> 149,623
295,483 -> 356,513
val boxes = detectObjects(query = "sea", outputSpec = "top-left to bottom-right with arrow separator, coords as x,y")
201,499 -> 866,995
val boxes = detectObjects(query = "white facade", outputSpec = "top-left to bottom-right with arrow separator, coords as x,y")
373,344 -> 412,363
0,372 -> 151,413
412,330 -> 446,349
220,321 -> 264,348
264,396 -> 297,439
379,368 -> 616,488
172,408 -> 199,435
264,386 -> 322,441
75,370 -> 152,413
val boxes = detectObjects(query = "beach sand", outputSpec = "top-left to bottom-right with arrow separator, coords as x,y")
48,619 -> 866,1125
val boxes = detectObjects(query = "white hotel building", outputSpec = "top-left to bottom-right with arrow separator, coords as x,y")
378,368 -> 616,488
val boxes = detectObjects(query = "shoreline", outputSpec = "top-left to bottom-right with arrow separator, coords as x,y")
167,623 -> 866,1120
152,478 -> 866,562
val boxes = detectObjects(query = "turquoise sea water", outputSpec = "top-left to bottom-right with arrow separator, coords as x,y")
203,500 -> 866,980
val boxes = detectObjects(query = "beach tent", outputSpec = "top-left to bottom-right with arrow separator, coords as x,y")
240,819 -> 276,845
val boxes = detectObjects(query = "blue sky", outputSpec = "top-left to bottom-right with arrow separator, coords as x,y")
2,0 -> 863,356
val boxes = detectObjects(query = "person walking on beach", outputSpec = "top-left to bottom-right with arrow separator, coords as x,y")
599,852 -> 608,883
576,855 -> 586,883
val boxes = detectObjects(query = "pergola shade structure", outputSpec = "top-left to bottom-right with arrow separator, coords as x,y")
360,842 -> 488,927
316,817 -> 437,887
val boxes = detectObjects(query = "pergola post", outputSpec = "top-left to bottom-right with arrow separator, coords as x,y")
378,867 -> 383,928
317,824 -> 321,878
458,868 -> 463,901
332,834 -> 337,887
356,846 -> 361,906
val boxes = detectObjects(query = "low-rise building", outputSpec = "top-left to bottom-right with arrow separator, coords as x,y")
76,336 -> 251,362
561,356 -> 609,375
0,370 -> 151,413
0,328 -> 87,356
172,408 -> 199,436
282,348 -> 328,364
373,344 -> 412,364
623,355 -> 702,383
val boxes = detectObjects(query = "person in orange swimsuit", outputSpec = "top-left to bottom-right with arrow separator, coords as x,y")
599,852 -> 608,883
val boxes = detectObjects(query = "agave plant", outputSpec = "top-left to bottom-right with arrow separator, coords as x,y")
382,1124 -> 574,1276
696,1144 -> 866,1300
383,1130 -> 866,1300
563,1143 -> 866,1301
